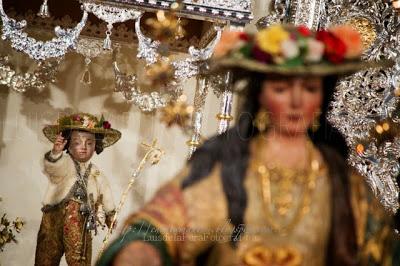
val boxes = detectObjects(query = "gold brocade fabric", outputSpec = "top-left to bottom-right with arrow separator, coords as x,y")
35,201 -> 92,266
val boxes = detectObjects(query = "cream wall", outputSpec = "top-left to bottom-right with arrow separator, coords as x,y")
0,1 -> 270,265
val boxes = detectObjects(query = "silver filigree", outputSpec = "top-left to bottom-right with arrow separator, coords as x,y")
188,75 -> 209,157
258,0 -> 325,30
114,60 -> 179,112
329,67 -> 400,213
136,15 -> 221,74
209,68 -> 235,134
113,19 -> 221,112
135,15 -> 161,65
76,37 -> 113,85
183,0 -> 250,12
97,0 -> 253,25
288,0 -> 326,29
172,28 -> 222,79
217,87 -> 234,134
257,0 -> 290,28
76,37 -> 113,58
322,0 -> 400,61
82,2 -> 142,49
257,0 -> 326,29
0,0 -> 88,60
327,0 -> 400,213
0,56 -> 60,92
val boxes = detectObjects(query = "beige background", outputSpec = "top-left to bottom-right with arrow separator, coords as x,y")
0,1 -> 270,265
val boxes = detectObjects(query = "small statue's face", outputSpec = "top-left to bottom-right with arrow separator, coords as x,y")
259,76 -> 323,136
68,131 -> 96,162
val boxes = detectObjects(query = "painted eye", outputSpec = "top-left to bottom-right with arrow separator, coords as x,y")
272,87 -> 286,93
305,86 -> 319,93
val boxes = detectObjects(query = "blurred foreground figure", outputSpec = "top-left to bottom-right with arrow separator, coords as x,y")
99,25 -> 400,266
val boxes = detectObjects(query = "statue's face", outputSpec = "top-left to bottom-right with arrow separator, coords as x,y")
68,131 -> 96,162
259,76 -> 323,136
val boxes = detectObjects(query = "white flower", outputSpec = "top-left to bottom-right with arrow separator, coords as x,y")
281,39 -> 300,59
82,116 -> 90,127
305,39 -> 325,62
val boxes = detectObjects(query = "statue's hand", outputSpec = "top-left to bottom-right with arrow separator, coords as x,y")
52,133 -> 67,154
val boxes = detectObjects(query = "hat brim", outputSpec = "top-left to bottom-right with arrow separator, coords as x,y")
43,125 -> 121,148
207,58 -> 394,76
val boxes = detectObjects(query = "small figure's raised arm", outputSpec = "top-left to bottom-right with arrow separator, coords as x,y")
52,132 -> 67,155
43,133 -> 70,183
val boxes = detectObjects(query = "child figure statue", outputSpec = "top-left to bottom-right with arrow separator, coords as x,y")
35,113 -> 121,266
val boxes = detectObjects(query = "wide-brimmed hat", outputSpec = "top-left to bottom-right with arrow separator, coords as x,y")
43,113 -> 121,148
208,24 -> 394,76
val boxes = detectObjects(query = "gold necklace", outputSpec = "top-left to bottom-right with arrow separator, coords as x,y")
253,138 -> 320,235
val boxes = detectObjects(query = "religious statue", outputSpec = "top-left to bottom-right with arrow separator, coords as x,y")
35,113 -> 121,266
98,25 -> 400,266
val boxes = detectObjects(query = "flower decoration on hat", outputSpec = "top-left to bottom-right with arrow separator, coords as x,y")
43,113 -> 121,148
210,24 -> 385,76
59,113 -> 112,130
214,24 -> 362,66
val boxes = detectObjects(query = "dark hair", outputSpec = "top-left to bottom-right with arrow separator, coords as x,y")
61,129 -> 104,155
182,72 -> 358,266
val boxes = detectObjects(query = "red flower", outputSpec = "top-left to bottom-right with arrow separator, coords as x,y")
73,115 -> 81,121
316,30 -> 347,64
251,45 -> 272,63
298,25 -> 311,37
239,32 -> 250,41
330,25 -> 363,59
103,121 -> 111,129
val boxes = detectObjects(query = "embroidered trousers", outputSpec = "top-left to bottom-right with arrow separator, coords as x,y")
35,200 -> 92,266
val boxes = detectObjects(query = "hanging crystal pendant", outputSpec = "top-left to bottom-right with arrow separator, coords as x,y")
103,34 -> 112,50
103,24 -> 113,50
81,68 -> 92,85
80,57 -> 92,85
37,0 -> 50,18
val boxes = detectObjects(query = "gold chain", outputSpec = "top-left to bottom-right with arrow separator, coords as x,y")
253,139 -> 320,235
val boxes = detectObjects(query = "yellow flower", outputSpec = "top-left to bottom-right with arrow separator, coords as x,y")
256,25 -> 290,55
